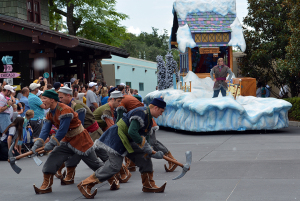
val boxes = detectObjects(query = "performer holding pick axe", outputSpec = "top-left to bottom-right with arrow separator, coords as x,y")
31,90 -> 104,194
55,85 -> 115,186
116,94 -> 178,172
77,98 -> 167,199
93,91 -> 132,184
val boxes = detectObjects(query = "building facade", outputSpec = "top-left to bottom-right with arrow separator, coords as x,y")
0,0 -> 129,87
102,55 -> 157,98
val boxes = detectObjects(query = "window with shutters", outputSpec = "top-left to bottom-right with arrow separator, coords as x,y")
27,0 -> 41,24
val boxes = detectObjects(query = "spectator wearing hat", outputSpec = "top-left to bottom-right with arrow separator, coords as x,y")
78,97 -> 167,199
0,85 -> 14,133
28,83 -> 46,139
86,82 -> 99,112
19,87 -> 30,117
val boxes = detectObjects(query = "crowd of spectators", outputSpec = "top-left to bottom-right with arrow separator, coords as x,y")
0,76 -> 145,161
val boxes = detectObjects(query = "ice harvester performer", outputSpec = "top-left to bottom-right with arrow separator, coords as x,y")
31,90 -> 103,194
116,94 -> 178,172
77,98 -> 167,199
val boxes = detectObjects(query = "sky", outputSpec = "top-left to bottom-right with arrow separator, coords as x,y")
115,0 -> 249,35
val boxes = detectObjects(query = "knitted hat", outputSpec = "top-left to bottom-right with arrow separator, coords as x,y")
42,90 -> 59,101
110,91 -> 123,99
150,98 -> 166,109
58,84 -> 72,95
133,94 -> 142,102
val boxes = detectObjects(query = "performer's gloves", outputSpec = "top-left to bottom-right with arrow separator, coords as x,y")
141,142 -> 153,155
151,151 -> 164,159
44,136 -> 60,152
32,138 -> 44,154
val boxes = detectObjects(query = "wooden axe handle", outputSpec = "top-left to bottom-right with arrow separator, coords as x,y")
152,150 -> 184,168
8,146 -> 45,162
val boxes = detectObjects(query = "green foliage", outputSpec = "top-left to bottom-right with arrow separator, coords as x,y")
119,27 -> 179,63
239,0 -> 291,97
284,97 -> 300,121
276,0 -> 300,97
48,0 -> 129,46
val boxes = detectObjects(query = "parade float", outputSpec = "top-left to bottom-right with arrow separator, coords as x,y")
144,0 -> 292,132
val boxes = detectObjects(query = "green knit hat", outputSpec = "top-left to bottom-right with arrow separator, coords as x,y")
42,90 -> 59,101
133,94 -> 142,102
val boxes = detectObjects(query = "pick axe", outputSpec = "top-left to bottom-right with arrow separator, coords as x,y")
152,150 -> 192,180
8,146 -> 45,174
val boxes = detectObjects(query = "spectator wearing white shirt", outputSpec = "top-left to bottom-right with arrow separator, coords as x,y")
86,82 -> 99,112
0,85 -> 14,133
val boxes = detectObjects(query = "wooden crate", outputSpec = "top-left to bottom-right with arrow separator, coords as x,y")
232,77 -> 256,97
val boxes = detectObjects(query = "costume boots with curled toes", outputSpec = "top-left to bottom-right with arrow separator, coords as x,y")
55,163 -> 66,179
61,166 -> 76,185
125,157 -> 136,172
164,151 -> 178,172
33,173 -> 54,194
107,174 -> 120,190
141,172 -> 167,193
77,173 -> 100,199
117,163 -> 132,183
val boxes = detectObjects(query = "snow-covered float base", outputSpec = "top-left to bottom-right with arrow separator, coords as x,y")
144,72 -> 292,132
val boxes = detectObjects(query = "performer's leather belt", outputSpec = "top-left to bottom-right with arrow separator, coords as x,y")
86,121 -> 99,133
65,124 -> 84,138
216,77 -> 226,81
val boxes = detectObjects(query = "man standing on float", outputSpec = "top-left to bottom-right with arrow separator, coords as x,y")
210,58 -> 233,98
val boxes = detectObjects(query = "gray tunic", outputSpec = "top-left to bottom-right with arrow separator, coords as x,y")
210,65 -> 233,90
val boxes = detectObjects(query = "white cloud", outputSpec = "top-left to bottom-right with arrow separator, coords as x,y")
127,26 -> 141,35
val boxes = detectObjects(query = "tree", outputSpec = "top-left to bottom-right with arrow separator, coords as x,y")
238,0 -> 291,96
157,55 -> 166,90
120,28 -> 179,63
48,0 -> 129,46
276,0 -> 300,97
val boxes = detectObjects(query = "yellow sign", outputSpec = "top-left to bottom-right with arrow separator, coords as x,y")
12,85 -> 21,91
199,48 -> 220,54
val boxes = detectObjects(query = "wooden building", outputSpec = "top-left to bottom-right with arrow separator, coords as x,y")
0,0 -> 129,87
170,5 -> 236,78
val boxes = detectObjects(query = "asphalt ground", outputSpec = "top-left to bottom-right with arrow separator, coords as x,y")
1,126 -> 300,201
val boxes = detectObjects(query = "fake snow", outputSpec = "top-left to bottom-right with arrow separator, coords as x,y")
174,0 -> 236,20
228,17 -> 246,52
144,71 -> 292,132
176,24 -> 196,53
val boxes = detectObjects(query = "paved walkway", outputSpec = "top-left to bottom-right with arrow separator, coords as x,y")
1,126 -> 300,201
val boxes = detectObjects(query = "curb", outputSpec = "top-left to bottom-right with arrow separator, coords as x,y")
289,121 -> 300,127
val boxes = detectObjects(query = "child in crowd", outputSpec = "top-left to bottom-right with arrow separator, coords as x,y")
23,110 -> 34,146
0,117 -> 24,161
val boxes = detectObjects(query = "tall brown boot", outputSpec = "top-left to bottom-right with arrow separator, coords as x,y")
61,166 -> 76,185
107,174 -> 120,190
118,164 -> 132,183
141,172 -> 167,193
77,173 -> 100,199
33,173 -> 54,194
164,151 -> 178,172
55,163 -> 66,179
125,157 -> 136,172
